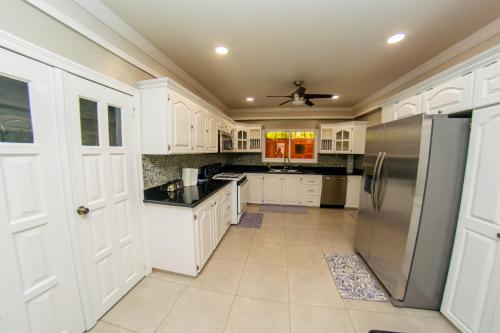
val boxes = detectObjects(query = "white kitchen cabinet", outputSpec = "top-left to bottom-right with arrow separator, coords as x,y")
299,175 -> 322,207
258,174 -> 322,207
473,59 -> 500,108
345,175 -> 362,209
441,105 -> 500,333
192,108 -> 207,152
234,125 -> 262,152
195,201 -> 214,270
423,73 -> 474,115
263,174 -> 283,204
319,122 -> 367,154
138,78 -> 222,154
394,94 -> 422,120
170,90 -> 194,152
207,114 -> 218,152
145,183 -> 232,276
247,174 -> 264,204
281,175 -> 301,205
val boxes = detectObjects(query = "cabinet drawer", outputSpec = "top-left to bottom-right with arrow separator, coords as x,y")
300,194 -> 320,207
300,175 -> 322,185
301,184 -> 321,196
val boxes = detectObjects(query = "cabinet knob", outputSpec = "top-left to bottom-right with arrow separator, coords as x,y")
76,206 -> 90,216
497,233 -> 500,239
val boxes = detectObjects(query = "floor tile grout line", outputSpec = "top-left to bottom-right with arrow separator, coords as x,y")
152,284 -> 189,333
97,320 -> 139,333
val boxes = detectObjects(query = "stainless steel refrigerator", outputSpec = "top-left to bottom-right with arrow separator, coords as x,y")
355,114 -> 470,309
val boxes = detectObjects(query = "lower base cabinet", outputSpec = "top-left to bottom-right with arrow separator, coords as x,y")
145,183 -> 232,276
248,173 -> 322,207
345,175 -> 362,208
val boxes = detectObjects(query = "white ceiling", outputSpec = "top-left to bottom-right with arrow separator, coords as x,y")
100,0 -> 500,110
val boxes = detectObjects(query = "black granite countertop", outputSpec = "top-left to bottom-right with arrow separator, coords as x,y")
143,180 -> 230,208
221,164 -> 363,176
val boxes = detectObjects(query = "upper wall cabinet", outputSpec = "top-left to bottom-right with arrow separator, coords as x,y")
234,125 -> 262,152
320,121 -> 367,154
138,78 -> 222,154
423,72 -> 474,115
473,59 -> 500,108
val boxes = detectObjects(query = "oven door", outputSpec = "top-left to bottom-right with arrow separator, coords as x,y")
237,178 -> 249,220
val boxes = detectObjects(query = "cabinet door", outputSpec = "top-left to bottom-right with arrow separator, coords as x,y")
393,94 -> 422,120
248,174 -> 264,204
473,60 -> 500,108
281,176 -> 300,205
213,197 -> 224,245
207,115 -> 218,152
345,176 -> 361,208
195,204 -> 213,271
192,108 -> 206,151
351,125 -> 367,154
236,129 -> 248,151
333,126 -> 353,153
170,92 -> 192,152
441,105 -> 500,333
320,127 -> 334,153
263,175 -> 282,204
423,73 -> 474,115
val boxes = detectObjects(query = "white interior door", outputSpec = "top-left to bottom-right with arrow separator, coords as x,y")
0,48 -> 84,332
63,73 -> 144,325
442,104 -> 500,333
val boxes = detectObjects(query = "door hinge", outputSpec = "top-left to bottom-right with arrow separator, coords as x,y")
197,265 -> 199,271
132,107 -> 136,118
194,214 -> 197,220
168,94 -> 171,101
168,144 -> 171,151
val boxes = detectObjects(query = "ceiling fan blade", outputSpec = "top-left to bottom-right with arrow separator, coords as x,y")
279,100 -> 291,106
305,99 -> 314,106
304,94 -> 334,99
267,95 -> 291,97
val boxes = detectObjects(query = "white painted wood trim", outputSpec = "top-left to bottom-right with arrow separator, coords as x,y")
72,0 -> 228,111
354,17 -> 500,116
0,28 -> 137,95
230,114 -> 354,120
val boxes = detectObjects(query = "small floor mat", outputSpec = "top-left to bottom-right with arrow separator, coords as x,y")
259,204 -> 307,214
236,212 -> 263,228
325,254 -> 388,302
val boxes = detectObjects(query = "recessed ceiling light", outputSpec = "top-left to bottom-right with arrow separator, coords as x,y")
387,33 -> 406,44
215,46 -> 229,55
331,95 -> 339,100
246,97 -> 254,102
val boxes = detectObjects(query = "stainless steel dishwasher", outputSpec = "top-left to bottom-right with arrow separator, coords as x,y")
321,175 -> 347,206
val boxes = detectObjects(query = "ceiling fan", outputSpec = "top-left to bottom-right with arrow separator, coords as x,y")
267,80 -> 335,106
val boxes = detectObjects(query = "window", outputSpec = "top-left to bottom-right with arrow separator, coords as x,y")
0,75 -> 34,143
263,130 -> 317,163
79,98 -> 99,146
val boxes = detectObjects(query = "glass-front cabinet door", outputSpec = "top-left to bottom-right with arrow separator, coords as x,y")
237,129 -> 248,151
334,127 -> 352,153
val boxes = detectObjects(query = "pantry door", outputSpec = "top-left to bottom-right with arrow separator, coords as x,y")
63,73 -> 144,323
0,48 -> 84,332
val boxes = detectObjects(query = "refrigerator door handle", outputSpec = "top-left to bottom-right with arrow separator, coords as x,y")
371,152 -> 383,209
375,152 -> 387,211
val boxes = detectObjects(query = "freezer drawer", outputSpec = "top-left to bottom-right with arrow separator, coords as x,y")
320,175 -> 347,205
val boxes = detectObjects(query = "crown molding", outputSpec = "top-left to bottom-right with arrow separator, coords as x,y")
0,28 -> 137,95
353,17 -> 500,115
230,115 -> 354,120
230,106 -> 353,113
71,0 -> 228,112
23,0 -> 229,112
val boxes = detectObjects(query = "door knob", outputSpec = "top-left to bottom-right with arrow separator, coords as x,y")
76,206 -> 90,216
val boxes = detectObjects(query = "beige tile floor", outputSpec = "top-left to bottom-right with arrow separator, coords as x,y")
89,205 -> 459,333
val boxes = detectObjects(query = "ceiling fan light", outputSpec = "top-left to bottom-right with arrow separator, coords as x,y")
291,100 -> 305,106
246,97 -> 254,102
331,95 -> 339,99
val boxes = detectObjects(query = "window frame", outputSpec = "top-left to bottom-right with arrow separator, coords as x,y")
262,129 -> 319,164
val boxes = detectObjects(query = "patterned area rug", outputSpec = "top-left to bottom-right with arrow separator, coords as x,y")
259,204 -> 307,214
325,254 -> 388,302
236,212 -> 263,228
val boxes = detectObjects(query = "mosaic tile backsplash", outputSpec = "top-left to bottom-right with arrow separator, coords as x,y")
142,153 -> 364,189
